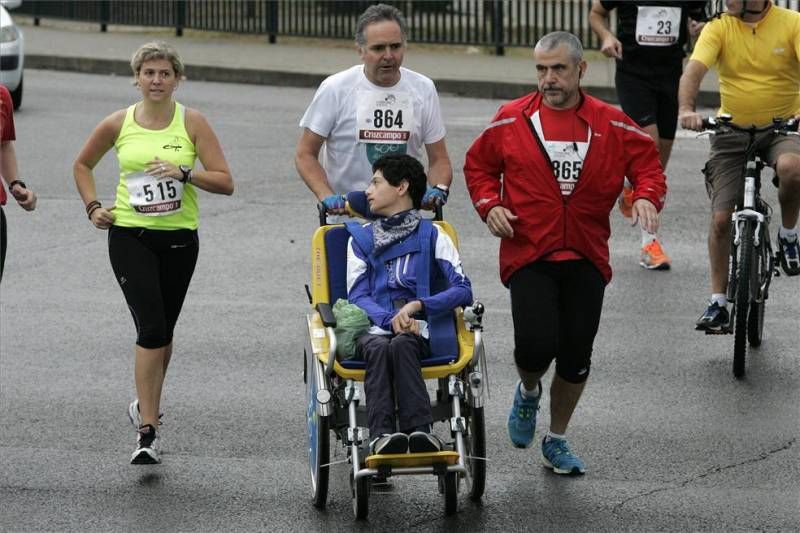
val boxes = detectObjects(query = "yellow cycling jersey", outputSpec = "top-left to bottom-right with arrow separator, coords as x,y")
691,5 -> 800,126
113,102 -> 199,229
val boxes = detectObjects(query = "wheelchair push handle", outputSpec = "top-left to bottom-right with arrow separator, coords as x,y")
318,190 -> 443,226
317,192 -> 370,226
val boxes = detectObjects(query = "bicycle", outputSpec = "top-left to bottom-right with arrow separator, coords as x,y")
698,114 -> 796,378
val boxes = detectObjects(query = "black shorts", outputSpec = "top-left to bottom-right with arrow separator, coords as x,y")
508,259 -> 606,384
615,61 -> 682,141
108,225 -> 199,349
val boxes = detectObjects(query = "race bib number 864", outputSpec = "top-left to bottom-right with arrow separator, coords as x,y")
356,90 -> 414,144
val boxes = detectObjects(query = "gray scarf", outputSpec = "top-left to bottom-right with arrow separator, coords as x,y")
373,209 -> 422,254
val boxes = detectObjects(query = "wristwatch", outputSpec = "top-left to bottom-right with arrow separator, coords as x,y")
433,184 -> 449,197
179,165 -> 193,184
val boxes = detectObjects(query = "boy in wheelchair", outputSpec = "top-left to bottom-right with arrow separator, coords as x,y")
345,154 -> 473,457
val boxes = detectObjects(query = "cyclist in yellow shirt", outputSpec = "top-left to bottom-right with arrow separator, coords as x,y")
678,0 -> 800,329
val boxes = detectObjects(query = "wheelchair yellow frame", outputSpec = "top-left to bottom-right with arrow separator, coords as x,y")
307,221 -> 475,381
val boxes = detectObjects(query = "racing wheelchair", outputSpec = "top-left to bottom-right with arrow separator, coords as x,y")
302,193 -> 487,519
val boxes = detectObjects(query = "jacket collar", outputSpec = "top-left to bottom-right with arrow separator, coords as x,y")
525,89 -> 592,121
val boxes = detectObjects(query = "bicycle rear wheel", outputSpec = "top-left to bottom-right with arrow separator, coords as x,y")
733,221 -> 755,379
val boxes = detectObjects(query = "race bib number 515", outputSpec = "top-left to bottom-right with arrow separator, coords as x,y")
126,172 -> 184,216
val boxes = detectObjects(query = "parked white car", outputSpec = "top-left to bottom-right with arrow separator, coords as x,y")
0,0 -> 24,109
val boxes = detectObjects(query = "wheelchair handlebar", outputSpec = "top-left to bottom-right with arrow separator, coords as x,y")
318,191 -> 443,226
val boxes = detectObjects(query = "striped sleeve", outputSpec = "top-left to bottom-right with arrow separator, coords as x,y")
419,227 -> 473,317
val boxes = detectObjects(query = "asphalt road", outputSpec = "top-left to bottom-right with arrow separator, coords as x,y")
1,70 -> 798,531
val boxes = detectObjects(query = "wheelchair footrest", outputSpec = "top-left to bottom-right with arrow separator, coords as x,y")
365,451 -> 459,469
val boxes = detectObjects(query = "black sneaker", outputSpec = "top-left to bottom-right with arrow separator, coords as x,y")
777,234 -> 800,276
695,301 -> 730,330
370,432 -> 408,455
131,424 -> 160,464
408,431 -> 444,453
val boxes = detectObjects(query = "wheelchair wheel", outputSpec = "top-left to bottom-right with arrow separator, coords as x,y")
351,472 -> 370,520
464,406 -> 486,501
442,472 -> 458,516
306,354 -> 330,508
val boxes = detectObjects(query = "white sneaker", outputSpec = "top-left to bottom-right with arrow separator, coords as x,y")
127,399 -> 163,430
127,400 -> 141,430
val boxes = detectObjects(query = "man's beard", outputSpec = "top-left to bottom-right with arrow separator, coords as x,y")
542,86 -> 572,106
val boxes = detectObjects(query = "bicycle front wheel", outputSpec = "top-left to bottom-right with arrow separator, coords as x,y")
733,220 -> 755,379
748,227 -> 773,348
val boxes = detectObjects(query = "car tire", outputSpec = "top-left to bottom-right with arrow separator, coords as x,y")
10,74 -> 22,110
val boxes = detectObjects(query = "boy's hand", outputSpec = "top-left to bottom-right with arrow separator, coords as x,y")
391,300 -> 423,335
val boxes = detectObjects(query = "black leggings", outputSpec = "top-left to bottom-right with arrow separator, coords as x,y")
108,225 -> 199,349
508,259 -> 606,384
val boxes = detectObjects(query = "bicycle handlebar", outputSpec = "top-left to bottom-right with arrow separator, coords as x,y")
700,114 -> 800,135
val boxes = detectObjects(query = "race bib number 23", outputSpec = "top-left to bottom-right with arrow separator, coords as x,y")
635,6 -> 681,46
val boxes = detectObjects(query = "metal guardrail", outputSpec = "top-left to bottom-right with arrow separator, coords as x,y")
16,1 -> 800,55
16,0 -> 605,54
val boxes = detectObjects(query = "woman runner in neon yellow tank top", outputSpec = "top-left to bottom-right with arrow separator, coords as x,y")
73,42 -> 234,465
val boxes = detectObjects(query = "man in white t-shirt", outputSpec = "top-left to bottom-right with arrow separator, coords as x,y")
295,3 -> 453,214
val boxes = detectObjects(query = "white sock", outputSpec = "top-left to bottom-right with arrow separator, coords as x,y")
779,226 -> 798,241
546,430 -> 566,442
641,227 -> 657,247
519,381 -> 540,399
711,293 -> 728,307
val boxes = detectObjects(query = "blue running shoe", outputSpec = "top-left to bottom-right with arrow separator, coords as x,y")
507,380 -> 541,448
778,233 -> 800,276
695,301 -> 729,331
541,436 -> 586,475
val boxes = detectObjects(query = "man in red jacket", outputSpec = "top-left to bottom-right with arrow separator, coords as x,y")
464,31 -> 666,475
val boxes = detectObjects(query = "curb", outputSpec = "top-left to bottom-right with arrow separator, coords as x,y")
26,54 -> 721,106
